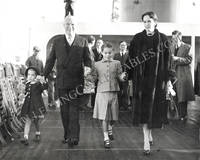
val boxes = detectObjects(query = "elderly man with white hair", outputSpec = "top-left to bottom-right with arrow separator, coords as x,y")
44,14 -> 92,147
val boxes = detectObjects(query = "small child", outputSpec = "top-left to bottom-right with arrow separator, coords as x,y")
93,42 -> 127,148
20,66 -> 47,145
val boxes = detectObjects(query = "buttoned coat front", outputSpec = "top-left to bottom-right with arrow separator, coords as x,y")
94,59 -> 122,93
44,35 -> 92,90
20,82 -> 47,119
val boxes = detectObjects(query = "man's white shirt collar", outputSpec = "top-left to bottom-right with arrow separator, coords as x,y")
120,51 -> 126,56
65,34 -> 75,46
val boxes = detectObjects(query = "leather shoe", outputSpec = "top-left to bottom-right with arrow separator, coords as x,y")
68,138 -> 79,147
62,138 -> 70,144
143,150 -> 150,156
33,135 -> 41,143
104,140 -> 111,149
20,138 -> 29,146
108,134 -> 114,141
73,140 -> 79,145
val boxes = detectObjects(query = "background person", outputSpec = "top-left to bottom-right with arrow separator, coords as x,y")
170,30 -> 195,121
113,41 -> 129,110
25,46 -> 44,75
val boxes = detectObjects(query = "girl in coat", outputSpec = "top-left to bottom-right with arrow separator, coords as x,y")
93,42 -> 127,148
20,66 -> 47,145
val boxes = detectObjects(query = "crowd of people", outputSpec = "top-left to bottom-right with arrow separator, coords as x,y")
18,11 -> 195,155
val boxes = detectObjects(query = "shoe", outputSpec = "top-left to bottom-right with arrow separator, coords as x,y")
62,138 -> 70,144
20,138 -> 29,146
71,138 -> 79,145
149,141 -> 153,146
68,140 -> 74,148
68,138 -> 79,147
143,150 -> 150,156
48,104 -> 56,110
104,140 -> 111,149
33,135 -> 40,143
108,134 -> 114,141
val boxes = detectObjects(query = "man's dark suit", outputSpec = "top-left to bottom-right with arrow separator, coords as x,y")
44,34 -> 91,142
113,52 -> 129,110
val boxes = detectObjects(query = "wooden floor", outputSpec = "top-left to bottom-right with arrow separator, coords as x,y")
0,109 -> 200,160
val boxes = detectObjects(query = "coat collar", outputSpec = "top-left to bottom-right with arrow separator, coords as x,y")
101,58 -> 113,63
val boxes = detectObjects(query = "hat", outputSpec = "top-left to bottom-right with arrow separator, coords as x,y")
25,66 -> 40,77
33,46 -> 40,52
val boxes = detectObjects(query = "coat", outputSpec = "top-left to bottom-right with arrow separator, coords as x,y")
94,59 -> 122,93
44,35 -> 92,91
126,29 -> 171,128
20,81 -> 47,119
170,42 -> 195,102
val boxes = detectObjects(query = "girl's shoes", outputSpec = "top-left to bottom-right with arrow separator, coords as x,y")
104,140 -> 111,149
143,150 -> 150,156
20,138 -> 29,146
108,134 -> 114,141
33,135 -> 41,143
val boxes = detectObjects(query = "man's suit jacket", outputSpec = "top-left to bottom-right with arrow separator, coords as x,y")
113,52 -> 129,72
44,34 -> 92,90
92,48 -> 103,62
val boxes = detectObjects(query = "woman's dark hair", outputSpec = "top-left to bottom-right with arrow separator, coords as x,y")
141,11 -> 158,21
87,35 -> 95,44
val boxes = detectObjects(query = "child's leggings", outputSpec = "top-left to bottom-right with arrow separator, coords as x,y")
24,117 -> 40,138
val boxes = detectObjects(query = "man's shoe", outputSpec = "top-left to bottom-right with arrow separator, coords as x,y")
68,140 -> 74,148
73,141 -> 79,145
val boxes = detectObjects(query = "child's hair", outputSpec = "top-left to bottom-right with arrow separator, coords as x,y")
28,69 -> 37,76
101,42 -> 113,51
25,66 -> 39,77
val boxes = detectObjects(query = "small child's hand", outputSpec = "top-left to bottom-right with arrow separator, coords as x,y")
120,72 -> 128,81
36,76 -> 46,84
84,67 -> 91,77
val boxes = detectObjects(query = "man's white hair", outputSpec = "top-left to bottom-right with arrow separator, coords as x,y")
63,13 -> 76,25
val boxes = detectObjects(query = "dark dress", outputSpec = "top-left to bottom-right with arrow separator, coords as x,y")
126,29 -> 171,128
20,81 -> 47,119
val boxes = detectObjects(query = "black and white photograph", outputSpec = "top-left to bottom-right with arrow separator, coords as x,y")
0,0 -> 200,159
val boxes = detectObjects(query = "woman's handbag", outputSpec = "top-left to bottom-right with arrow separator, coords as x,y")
167,95 -> 179,120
